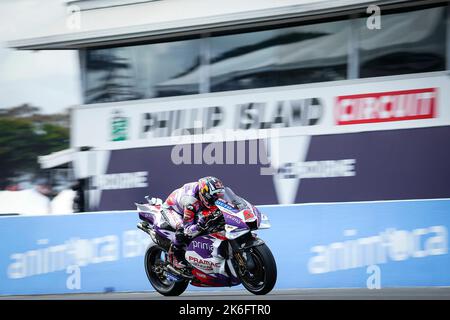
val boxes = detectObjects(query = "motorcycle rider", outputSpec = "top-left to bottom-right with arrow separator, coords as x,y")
160,176 -> 225,272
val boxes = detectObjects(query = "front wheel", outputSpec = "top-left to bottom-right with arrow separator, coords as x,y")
238,243 -> 277,295
144,245 -> 189,296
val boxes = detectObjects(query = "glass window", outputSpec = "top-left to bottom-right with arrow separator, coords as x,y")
358,6 -> 446,78
209,30 -> 280,91
275,21 -> 348,86
83,39 -> 201,104
208,20 -> 348,92
137,40 -> 202,98
81,5 -> 448,104
84,47 -> 142,103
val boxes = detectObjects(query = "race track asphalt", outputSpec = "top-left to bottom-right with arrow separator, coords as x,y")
2,288 -> 450,300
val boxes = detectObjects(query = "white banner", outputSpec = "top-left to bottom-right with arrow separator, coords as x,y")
72,72 -> 450,150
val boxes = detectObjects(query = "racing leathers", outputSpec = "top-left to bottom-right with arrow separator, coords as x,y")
161,182 -> 215,269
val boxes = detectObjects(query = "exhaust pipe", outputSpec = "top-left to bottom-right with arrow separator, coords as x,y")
166,264 -> 194,280
137,222 -> 151,235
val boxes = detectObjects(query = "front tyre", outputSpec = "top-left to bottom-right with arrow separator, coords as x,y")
239,243 -> 277,295
144,245 -> 189,296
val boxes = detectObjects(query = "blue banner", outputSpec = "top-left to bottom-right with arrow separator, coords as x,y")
1,199 -> 449,295
263,199 -> 450,288
0,212 -> 152,295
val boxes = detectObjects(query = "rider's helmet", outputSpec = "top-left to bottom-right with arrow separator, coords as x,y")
198,176 -> 225,208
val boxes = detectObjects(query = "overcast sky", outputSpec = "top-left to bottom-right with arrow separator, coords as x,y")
0,0 -> 81,114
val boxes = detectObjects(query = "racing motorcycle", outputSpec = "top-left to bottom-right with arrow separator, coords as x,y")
136,187 -> 277,296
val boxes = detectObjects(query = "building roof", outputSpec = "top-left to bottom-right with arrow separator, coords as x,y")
8,0 -> 395,50
38,148 -> 77,169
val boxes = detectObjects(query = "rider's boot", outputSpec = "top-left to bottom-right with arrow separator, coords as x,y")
169,244 -> 191,276
172,246 -> 189,269
167,227 -> 192,276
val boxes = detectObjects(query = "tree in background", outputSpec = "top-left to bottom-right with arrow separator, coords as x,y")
0,104 -> 69,189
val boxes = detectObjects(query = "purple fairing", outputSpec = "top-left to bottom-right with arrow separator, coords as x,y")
218,272 -> 241,286
201,273 -> 241,287
139,211 -> 155,224
252,205 -> 262,228
187,236 -> 215,259
154,226 -> 177,242
223,211 -> 248,229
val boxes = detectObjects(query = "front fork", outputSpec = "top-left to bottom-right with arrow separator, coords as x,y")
229,233 -> 263,274
233,251 -> 256,274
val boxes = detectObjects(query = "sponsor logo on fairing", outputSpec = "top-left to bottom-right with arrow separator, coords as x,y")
216,200 -> 239,213
335,88 -> 437,125
192,240 -> 214,252
243,210 -> 255,220
188,256 -> 221,269
226,214 -> 244,226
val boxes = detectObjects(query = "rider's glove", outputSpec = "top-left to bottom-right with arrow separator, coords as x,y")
197,215 -> 209,232
198,212 -> 222,233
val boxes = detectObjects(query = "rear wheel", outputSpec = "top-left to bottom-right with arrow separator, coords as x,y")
238,244 -> 277,295
144,245 -> 189,296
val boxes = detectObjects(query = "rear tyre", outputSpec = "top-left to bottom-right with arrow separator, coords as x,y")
144,245 -> 189,296
238,243 -> 277,295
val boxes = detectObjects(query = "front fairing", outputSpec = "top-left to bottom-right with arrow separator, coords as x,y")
215,187 -> 270,239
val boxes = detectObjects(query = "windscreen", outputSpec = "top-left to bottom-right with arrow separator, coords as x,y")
221,187 -> 250,211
